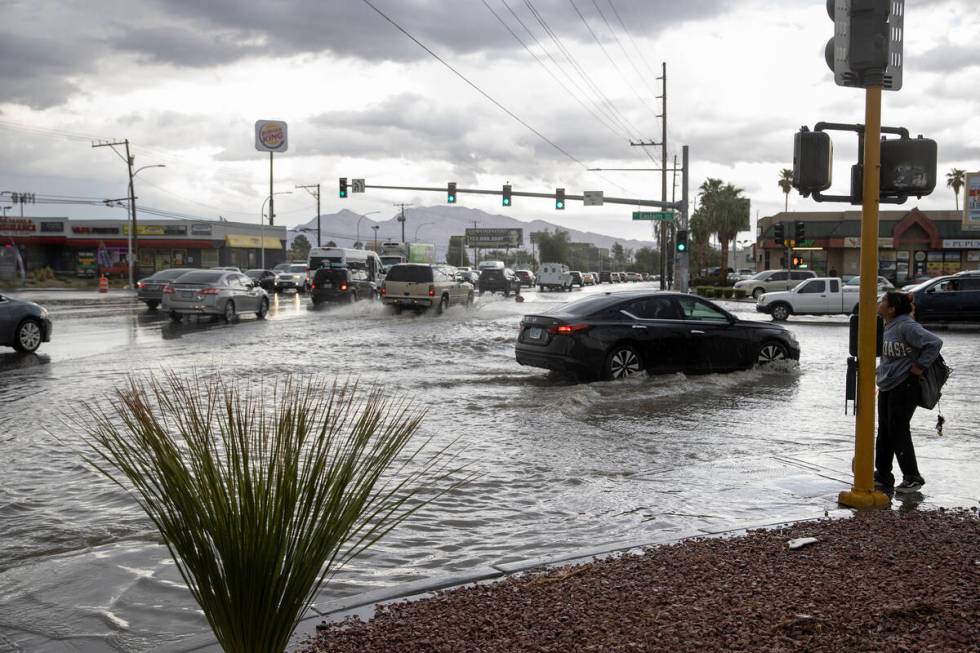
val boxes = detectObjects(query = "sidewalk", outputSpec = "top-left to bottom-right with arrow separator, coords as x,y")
160,447 -> 978,652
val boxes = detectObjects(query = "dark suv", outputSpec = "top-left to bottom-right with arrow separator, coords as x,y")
479,268 -> 522,296
908,274 -> 980,322
310,267 -> 375,305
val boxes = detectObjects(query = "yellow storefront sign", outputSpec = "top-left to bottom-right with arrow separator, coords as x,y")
121,225 -> 166,235
225,234 -> 282,248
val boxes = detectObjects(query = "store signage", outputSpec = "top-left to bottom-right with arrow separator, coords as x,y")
191,223 -> 213,235
843,237 -> 894,248
72,226 -> 120,235
254,119 -> 288,153
163,225 -> 187,236
464,227 -> 523,248
0,218 -> 36,233
40,221 -> 64,233
942,239 -> 980,249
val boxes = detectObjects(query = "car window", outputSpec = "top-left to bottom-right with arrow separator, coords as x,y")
790,271 -> 813,280
288,264 -> 307,273
175,271 -> 225,284
830,279 -> 840,292
770,271 -> 788,281
797,280 -> 824,294
385,265 -> 433,283
677,297 -> 730,323
351,269 -> 367,281
959,278 -> 980,291
622,297 -> 681,320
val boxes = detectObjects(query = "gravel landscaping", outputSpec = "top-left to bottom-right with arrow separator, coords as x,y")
301,507 -> 979,652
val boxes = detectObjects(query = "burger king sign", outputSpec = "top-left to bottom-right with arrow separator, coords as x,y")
254,120 -> 288,153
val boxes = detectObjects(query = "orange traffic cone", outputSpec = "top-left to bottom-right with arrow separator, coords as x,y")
98,274 -> 109,293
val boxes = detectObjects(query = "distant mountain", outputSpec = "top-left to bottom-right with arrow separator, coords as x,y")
287,206 -> 656,260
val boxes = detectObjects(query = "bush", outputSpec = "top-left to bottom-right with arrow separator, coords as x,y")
721,288 -> 735,299
733,289 -> 748,299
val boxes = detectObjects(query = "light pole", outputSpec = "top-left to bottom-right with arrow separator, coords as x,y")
1,205 -> 10,217
735,239 -> 751,271
413,221 -> 434,243
356,211 -> 380,248
370,225 -> 380,251
261,191 -> 292,269
128,163 -> 166,288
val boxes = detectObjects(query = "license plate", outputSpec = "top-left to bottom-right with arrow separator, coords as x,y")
322,282 -> 333,288
179,290 -> 195,298
528,327 -> 542,340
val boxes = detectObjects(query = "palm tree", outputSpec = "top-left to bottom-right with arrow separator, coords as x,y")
74,373 -> 466,653
947,168 -> 966,210
778,169 -> 794,212
698,179 -> 751,283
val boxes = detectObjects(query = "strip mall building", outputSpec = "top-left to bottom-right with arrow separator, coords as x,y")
756,208 -> 980,283
0,216 -> 286,281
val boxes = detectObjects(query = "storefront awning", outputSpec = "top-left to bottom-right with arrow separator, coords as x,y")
225,235 -> 282,249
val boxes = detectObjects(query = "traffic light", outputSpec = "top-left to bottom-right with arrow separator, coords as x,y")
793,128 -> 833,196
555,187 -> 565,210
773,222 -> 785,243
792,255 -> 807,269
825,0 -> 904,90
339,177 -> 347,198
675,230 -> 688,253
794,221 -> 806,242
880,136 -> 937,198
502,184 -> 512,207
448,182 -> 456,204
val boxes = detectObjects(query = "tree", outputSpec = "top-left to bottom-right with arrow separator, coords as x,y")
947,168 -> 966,211
778,169 -> 793,212
697,178 -> 750,282
536,229 -> 570,265
610,242 -> 625,268
289,234 -> 311,261
632,246 -> 658,273
325,240 -> 337,248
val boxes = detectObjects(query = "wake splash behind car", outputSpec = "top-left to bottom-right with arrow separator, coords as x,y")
515,290 -> 799,381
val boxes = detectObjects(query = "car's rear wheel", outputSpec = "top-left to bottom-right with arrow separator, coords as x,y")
349,292 -> 357,304
146,301 -> 159,310
605,345 -> 643,380
13,319 -> 42,353
437,295 -> 449,314
169,311 -> 183,322
758,341 -> 789,365
256,297 -> 269,319
752,287 -> 765,299
223,300 -> 236,323
465,292 -> 474,309
770,303 -> 791,321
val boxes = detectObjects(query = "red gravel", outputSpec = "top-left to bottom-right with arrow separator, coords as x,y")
301,508 -> 979,652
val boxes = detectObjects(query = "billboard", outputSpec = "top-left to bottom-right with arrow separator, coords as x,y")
465,228 -> 523,248
965,172 -> 980,231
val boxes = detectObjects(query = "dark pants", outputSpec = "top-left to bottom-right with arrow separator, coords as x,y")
875,377 -> 921,487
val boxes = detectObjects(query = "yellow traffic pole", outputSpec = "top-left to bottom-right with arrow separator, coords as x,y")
839,85 -> 891,509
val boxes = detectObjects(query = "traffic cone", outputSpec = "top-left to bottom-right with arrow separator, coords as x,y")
98,274 -> 109,293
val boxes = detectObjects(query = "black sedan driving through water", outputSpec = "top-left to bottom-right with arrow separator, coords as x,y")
515,290 -> 800,381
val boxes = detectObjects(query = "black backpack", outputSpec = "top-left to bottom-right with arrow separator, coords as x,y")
917,354 -> 951,410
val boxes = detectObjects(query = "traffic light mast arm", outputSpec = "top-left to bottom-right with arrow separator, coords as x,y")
362,183 -> 684,210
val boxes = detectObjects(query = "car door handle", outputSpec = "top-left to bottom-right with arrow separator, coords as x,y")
690,330 -> 705,335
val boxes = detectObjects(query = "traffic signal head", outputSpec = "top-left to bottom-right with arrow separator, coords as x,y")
448,182 -> 457,204
826,0 -> 904,90
502,184 -> 512,207
793,128 -> 833,196
794,221 -> 806,242
880,136 -> 937,198
339,177 -> 347,198
555,187 -> 565,210
675,229 -> 688,253
773,222 -> 785,242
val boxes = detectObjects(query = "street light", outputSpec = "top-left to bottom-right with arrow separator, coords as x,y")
370,224 -> 380,251
261,191 -> 292,269
735,238 -> 752,272
413,221 -> 434,242
0,205 -> 10,217
128,163 -> 166,289
356,211 -> 380,247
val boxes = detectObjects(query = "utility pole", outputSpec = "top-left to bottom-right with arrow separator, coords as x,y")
393,203 -> 412,243
93,139 -> 137,288
296,183 -> 321,247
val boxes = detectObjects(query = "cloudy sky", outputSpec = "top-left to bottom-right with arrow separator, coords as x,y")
1,0 -> 977,242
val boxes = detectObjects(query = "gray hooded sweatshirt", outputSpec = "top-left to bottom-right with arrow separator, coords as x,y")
876,314 -> 943,391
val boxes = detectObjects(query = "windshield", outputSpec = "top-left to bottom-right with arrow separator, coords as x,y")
749,271 -> 771,280
148,268 -> 193,281
273,263 -> 290,272
175,271 -> 226,285
287,264 -> 307,273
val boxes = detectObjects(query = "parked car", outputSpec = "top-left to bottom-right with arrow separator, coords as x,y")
582,272 -> 596,286
538,263 -> 572,292
245,269 -> 278,293
599,271 -> 613,284
515,290 -> 799,381
625,272 -> 643,282
380,263 -> 474,314
842,275 -> 894,292
273,263 -> 310,293
479,267 -> 522,296
609,272 -> 623,283
756,277 -> 860,321
569,271 -> 584,287
463,270 -> 481,285
733,269 -> 817,299
907,274 -> 980,322
163,270 -> 270,322
0,294 -> 52,353
310,267 -> 376,305
515,269 -> 536,286
137,268 -> 199,309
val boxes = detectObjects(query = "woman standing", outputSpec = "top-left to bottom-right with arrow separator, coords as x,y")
875,291 -> 943,494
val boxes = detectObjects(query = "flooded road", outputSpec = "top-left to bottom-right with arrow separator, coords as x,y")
1,285 -> 978,651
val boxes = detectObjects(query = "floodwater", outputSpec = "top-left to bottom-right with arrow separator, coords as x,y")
1,285 -> 977,651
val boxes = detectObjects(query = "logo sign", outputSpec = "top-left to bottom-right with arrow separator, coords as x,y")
0,218 -> 36,234
352,179 -> 366,193
632,211 -> 674,221
191,223 -> 213,236
583,191 -> 604,206
40,221 -> 64,233
965,172 -> 980,231
465,228 -> 523,249
254,120 -> 288,153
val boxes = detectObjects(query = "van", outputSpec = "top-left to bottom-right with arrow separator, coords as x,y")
308,247 -> 384,284
537,263 -> 572,292
733,269 -> 817,299
380,264 -> 474,314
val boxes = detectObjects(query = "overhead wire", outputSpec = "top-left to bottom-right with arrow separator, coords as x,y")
590,0 -> 658,101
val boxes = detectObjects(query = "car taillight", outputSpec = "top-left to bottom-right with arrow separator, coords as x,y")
162,284 -> 174,294
198,288 -> 220,295
379,285 -> 386,296
310,283 -> 316,290
136,281 -> 145,289
428,285 -> 435,297
549,323 -> 590,335
340,282 -> 348,291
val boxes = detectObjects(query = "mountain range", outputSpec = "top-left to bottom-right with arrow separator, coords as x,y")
286,206 -> 656,259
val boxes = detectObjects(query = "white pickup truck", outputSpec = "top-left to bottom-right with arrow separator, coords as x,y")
756,277 -> 860,321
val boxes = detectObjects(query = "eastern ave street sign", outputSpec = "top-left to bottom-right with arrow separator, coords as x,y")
632,211 -> 675,221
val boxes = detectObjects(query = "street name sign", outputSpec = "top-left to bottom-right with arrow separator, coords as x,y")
632,211 -> 674,221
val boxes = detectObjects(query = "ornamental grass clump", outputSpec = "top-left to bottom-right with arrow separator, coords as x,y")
75,372 -> 463,653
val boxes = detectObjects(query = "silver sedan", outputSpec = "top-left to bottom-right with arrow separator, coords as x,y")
162,270 -> 269,322
0,294 -> 53,353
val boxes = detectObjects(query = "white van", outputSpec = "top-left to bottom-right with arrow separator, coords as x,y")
308,247 -> 385,283
537,263 -> 572,292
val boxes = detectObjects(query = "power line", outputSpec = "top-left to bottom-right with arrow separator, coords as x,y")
590,0 -> 659,101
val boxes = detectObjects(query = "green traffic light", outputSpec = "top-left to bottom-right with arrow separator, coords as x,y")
339,191 -> 346,198
556,201 -> 564,209
448,195 -> 455,203
503,198 -> 510,206
676,243 -> 686,252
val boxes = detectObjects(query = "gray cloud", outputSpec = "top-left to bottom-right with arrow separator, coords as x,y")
0,32 -> 88,108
